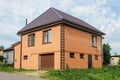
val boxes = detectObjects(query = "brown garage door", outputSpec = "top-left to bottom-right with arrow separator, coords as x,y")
41,53 -> 54,70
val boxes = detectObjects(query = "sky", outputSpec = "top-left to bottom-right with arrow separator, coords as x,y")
0,0 -> 120,55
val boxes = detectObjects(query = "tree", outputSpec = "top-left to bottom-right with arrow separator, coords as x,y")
0,45 -> 4,51
118,56 -> 120,65
103,43 -> 111,65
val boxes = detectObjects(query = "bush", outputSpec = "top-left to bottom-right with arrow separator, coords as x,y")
0,56 -> 3,62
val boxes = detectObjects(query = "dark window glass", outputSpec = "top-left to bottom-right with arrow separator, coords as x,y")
24,55 -> 28,60
70,53 -> 75,58
95,55 -> 98,60
80,54 -> 84,59
28,34 -> 35,46
43,30 -> 52,44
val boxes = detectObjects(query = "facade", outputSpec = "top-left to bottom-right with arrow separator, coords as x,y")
110,55 -> 120,66
14,7 -> 105,70
13,41 -> 21,69
0,50 -> 3,56
3,47 -> 14,65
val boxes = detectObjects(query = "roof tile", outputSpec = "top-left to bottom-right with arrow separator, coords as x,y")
18,7 -> 105,35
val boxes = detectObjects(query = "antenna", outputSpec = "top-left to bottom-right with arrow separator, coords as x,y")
26,18 -> 28,27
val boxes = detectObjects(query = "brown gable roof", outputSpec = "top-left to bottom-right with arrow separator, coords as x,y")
17,7 -> 105,35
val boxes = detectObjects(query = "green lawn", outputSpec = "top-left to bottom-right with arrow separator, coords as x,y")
42,66 -> 120,80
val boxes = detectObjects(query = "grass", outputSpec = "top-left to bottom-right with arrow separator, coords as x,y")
0,62 -> 34,73
42,66 -> 120,80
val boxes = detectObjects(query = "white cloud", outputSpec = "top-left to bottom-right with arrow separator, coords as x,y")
0,0 -> 51,48
0,0 -> 120,54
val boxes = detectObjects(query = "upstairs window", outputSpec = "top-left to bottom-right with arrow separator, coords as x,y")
43,30 -> 52,44
28,34 -> 35,46
80,54 -> 84,59
92,35 -> 97,47
70,53 -> 75,58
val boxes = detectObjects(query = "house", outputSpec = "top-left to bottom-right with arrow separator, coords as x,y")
14,7 -> 105,70
110,55 -> 120,66
3,47 -> 14,65
0,50 -> 3,56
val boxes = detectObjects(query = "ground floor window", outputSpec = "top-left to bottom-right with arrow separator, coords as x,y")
70,53 -> 75,58
80,54 -> 84,59
95,55 -> 98,60
23,55 -> 28,60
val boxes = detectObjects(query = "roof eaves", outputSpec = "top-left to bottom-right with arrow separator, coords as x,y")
17,18 -> 64,35
3,47 -> 14,52
12,41 -> 21,47
62,19 -> 105,35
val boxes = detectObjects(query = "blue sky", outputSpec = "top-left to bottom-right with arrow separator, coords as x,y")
0,0 -> 120,55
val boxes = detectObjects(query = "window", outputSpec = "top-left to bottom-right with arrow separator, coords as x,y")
80,54 -> 84,59
112,58 -> 114,60
24,55 -> 28,60
95,55 -> 98,60
70,53 -> 75,58
92,35 -> 97,47
28,34 -> 35,46
43,30 -> 52,44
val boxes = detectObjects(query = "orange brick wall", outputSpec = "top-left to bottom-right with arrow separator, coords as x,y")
14,24 -> 103,70
21,25 -> 61,70
64,26 -> 102,68
14,43 -> 21,69
65,52 -> 88,69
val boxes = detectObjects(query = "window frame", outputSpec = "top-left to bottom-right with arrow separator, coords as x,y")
23,55 -> 28,60
43,29 -> 52,44
80,54 -> 84,59
95,55 -> 98,60
28,34 -> 35,47
70,53 -> 75,58
92,35 -> 97,47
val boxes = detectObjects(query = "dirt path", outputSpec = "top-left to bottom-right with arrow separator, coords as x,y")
0,72 -> 46,80
15,70 -> 47,77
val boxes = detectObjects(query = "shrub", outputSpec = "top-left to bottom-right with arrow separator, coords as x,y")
0,56 -> 3,62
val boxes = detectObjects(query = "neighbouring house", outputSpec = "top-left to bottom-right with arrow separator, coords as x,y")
14,7 -> 105,70
3,47 -> 14,65
110,55 -> 120,66
0,50 -> 3,56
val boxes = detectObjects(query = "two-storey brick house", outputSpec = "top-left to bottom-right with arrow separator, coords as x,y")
14,7 -> 105,70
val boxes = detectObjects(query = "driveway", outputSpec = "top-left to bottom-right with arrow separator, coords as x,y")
0,72 -> 46,80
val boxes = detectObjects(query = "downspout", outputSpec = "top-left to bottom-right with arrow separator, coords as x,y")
102,36 -> 104,65
20,35 -> 22,69
20,19 -> 27,69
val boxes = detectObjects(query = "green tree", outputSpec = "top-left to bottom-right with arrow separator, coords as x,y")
118,56 -> 120,65
0,45 -> 4,51
103,43 -> 111,65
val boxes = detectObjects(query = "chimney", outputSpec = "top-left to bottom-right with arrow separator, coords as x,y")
26,18 -> 28,27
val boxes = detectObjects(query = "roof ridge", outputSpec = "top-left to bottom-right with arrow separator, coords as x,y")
51,8 -> 63,18
18,7 -> 105,35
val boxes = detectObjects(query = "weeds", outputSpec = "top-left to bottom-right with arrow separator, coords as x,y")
43,66 -> 120,80
0,62 -> 34,73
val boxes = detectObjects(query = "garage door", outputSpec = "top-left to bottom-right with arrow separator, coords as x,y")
41,53 -> 54,70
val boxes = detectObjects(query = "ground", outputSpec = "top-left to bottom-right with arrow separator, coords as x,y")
16,70 -> 47,77
0,61 -> 120,80
0,72 -> 46,80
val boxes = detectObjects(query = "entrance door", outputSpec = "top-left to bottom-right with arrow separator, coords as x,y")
88,54 -> 92,68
